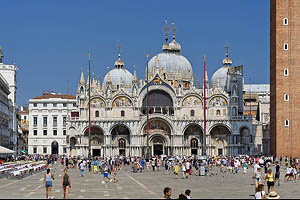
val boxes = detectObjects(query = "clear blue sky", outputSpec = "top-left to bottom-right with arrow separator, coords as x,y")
0,0 -> 269,106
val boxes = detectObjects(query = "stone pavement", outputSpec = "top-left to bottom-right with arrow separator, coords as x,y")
0,164 -> 299,199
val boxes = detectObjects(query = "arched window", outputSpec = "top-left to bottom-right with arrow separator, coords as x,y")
80,86 -> 84,94
121,110 -> 125,117
191,139 -> 198,148
119,139 -> 126,149
190,110 -> 195,117
95,111 -> 99,117
216,110 -> 221,116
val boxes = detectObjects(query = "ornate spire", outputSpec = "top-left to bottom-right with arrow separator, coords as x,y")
92,76 -> 97,89
86,75 -> 90,86
171,22 -> 176,41
0,46 -> 3,63
97,80 -> 101,91
80,71 -> 85,84
114,41 -> 124,69
223,45 -> 232,66
162,20 -> 170,51
204,69 -> 209,89
133,65 -> 137,82
106,72 -> 111,83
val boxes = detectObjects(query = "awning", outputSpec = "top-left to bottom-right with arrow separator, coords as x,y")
0,146 -> 15,154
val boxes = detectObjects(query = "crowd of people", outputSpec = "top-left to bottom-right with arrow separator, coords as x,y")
4,153 -> 299,199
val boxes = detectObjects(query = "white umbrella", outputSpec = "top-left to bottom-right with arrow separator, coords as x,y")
0,146 -> 15,154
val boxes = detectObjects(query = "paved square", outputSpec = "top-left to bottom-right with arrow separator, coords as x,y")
0,164 -> 299,199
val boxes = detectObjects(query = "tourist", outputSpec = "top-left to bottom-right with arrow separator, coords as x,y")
93,159 -> 98,174
182,161 -> 186,179
43,168 -> 55,199
62,169 -> 71,199
284,166 -> 292,181
113,165 -> 118,183
162,187 -> 172,199
152,159 -> 155,172
267,191 -> 280,199
88,159 -> 92,172
185,189 -> 192,199
141,159 -> 145,172
255,167 -> 264,193
274,162 -> 280,187
178,193 -> 187,199
243,162 -> 248,174
103,167 -> 112,183
79,161 -> 85,177
255,184 -> 267,199
265,169 -> 275,194
174,162 -> 180,178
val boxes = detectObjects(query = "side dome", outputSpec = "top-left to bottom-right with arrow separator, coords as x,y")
211,67 -> 230,90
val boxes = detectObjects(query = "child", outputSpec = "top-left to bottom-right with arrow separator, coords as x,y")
174,162 -> 180,178
113,166 -> 118,183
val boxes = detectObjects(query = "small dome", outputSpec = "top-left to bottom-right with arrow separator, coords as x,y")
169,40 -> 181,52
104,68 -> 133,87
222,52 -> 232,66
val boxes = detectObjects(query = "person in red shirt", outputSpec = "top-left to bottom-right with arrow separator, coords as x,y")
0,159 -> 2,165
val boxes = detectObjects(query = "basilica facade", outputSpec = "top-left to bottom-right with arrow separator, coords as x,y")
66,30 -> 253,157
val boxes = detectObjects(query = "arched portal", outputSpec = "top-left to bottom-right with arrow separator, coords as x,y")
184,124 -> 203,156
150,135 -> 166,156
84,126 -> 104,157
143,119 -> 171,156
111,125 -> 130,156
209,125 -> 231,156
51,141 -> 59,155
142,90 -> 174,115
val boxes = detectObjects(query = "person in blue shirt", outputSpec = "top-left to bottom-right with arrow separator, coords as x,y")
141,159 -> 145,172
93,160 -> 98,174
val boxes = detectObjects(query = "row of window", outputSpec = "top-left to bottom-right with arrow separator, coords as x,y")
283,16 -> 289,129
33,103 -> 76,108
33,116 -> 67,126
32,129 -> 66,136
94,111 -> 125,117
33,147 -> 67,154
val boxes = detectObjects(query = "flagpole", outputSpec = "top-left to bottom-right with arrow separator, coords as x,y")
88,53 -> 91,159
203,55 -> 207,156
146,54 -> 150,159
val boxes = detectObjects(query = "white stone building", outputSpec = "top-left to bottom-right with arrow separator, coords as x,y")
0,73 -> 10,150
28,92 -> 77,155
0,47 -> 20,154
66,28 -> 254,157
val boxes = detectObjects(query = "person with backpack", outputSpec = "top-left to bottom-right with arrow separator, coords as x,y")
62,169 -> 71,199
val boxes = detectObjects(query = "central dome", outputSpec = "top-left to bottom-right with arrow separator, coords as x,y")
104,68 -> 133,87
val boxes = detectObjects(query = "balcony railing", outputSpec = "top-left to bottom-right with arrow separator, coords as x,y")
140,106 -> 174,116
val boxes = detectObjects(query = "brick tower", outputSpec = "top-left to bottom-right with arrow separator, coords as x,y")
270,0 -> 300,157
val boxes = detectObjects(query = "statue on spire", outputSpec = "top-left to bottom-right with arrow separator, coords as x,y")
163,20 -> 169,44
171,22 -> 176,40
0,46 -> 3,63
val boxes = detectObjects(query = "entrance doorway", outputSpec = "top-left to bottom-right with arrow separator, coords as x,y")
119,149 -> 125,156
93,149 -> 101,157
218,149 -> 223,156
191,149 -> 198,155
51,141 -> 59,155
154,145 -> 163,156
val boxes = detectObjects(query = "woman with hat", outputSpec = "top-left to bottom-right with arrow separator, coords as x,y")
267,191 -> 280,199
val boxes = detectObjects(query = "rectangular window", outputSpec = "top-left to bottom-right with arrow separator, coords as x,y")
284,43 -> 288,50
43,130 -> 47,136
73,103 -> 76,107
33,130 -> 37,136
33,103 -> 37,107
284,69 -> 289,76
283,18 -> 288,25
33,147 -> 37,154
53,116 -> 57,126
63,130 -> 66,136
53,103 -> 57,107
24,116 -> 27,120
33,117 -> 38,125
43,147 -> 47,154
63,148 -> 67,154
43,103 -> 47,107
63,116 -> 66,126
285,119 -> 289,127
53,130 -> 57,136
43,117 -> 47,125
63,103 -> 67,107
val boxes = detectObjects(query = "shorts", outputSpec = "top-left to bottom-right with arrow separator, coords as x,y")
63,183 -> 70,188
45,181 -> 52,188
267,181 -> 274,187
113,173 -> 117,176
275,173 -> 280,179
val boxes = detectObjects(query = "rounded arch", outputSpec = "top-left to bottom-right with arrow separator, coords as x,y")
139,85 -> 176,107
183,123 -> 204,146
51,141 -> 59,155
112,95 -> 133,107
181,94 -> 203,107
208,95 -> 228,106
88,96 -> 106,108
70,137 -> 77,146
82,125 -> 105,136
142,89 -> 173,107
208,123 -> 232,135
110,124 -> 131,145
141,117 -> 173,135
240,126 -> 251,144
